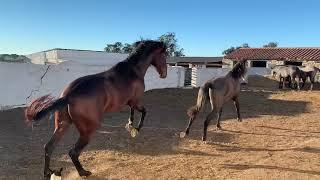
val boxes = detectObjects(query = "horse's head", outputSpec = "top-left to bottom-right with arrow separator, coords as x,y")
134,40 -> 168,78
231,60 -> 247,79
151,46 -> 168,79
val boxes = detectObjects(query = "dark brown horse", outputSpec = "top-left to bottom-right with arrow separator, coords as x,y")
25,40 -> 167,178
180,61 -> 247,141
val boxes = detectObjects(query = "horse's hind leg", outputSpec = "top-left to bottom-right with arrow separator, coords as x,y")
69,135 -> 92,177
180,116 -> 195,138
69,118 -> 98,177
202,110 -> 216,141
233,97 -> 242,122
216,108 -> 223,130
44,111 -> 70,177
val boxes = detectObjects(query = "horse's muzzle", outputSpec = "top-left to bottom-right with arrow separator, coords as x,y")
159,67 -> 167,78
160,73 -> 167,79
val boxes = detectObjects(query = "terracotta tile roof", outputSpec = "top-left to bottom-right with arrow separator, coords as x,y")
168,56 -> 223,63
224,48 -> 320,61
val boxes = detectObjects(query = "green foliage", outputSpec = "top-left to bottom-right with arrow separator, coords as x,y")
222,43 -> 250,55
0,54 -> 31,63
104,32 -> 185,57
158,32 -> 184,57
263,42 -> 278,47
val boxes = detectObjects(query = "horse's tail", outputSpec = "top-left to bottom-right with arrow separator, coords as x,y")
25,94 -> 69,122
187,83 -> 210,118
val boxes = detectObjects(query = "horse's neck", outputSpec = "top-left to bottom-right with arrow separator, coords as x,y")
133,56 -> 153,78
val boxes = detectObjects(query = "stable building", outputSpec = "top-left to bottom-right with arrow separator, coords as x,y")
223,47 -> 320,68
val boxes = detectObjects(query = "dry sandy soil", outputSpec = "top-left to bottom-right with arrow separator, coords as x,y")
0,76 -> 319,179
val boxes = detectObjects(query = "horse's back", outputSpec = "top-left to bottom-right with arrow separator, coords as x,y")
61,73 -> 106,98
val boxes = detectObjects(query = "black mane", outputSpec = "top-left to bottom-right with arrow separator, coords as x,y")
125,40 -> 166,65
230,61 -> 247,79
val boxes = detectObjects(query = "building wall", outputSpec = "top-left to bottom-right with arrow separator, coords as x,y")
27,49 -> 129,66
26,50 -> 59,64
0,62 -> 185,110
191,67 -> 271,87
56,50 -> 128,66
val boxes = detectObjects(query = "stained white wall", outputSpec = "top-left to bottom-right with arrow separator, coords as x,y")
0,62 -> 184,110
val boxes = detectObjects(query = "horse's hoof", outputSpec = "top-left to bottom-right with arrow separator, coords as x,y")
237,118 -> 242,122
130,128 -> 139,138
125,123 -> 132,132
179,132 -> 186,138
79,170 -> 92,177
216,125 -> 222,131
202,136 -> 206,141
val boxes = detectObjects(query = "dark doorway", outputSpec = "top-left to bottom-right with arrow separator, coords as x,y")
284,61 -> 302,66
252,61 -> 267,67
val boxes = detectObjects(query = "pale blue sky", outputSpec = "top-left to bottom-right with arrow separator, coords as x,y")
1,0 -> 320,56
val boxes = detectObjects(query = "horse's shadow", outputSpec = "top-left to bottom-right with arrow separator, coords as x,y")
222,164 -> 320,176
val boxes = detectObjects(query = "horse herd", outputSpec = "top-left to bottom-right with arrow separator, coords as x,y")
271,64 -> 319,90
23,40 -> 318,178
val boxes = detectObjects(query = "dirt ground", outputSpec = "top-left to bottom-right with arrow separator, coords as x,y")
0,76 -> 320,180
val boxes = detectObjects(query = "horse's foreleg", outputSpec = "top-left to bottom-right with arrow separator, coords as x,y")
310,77 -> 315,91
69,135 -> 92,177
127,104 -> 146,137
44,121 -> 70,178
125,108 -> 134,132
136,106 -> 146,131
279,77 -> 283,89
233,97 -> 242,122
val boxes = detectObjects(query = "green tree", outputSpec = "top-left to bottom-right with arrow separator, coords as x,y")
104,42 -> 123,53
122,43 -> 133,53
104,32 -> 185,57
0,54 -> 30,63
263,42 -> 278,47
222,43 -> 250,55
158,32 -> 185,57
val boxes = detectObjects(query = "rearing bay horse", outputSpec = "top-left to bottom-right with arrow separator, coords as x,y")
180,61 -> 247,141
25,40 -> 167,178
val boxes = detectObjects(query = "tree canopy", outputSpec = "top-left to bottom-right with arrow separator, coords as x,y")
0,54 -> 31,63
263,42 -> 278,48
104,32 -> 185,57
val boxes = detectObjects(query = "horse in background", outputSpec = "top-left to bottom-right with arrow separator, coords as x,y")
25,40 -> 168,178
180,60 -> 247,141
271,65 -> 304,90
298,66 -> 320,90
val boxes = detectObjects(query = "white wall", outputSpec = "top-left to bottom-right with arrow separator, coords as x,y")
0,62 -> 184,110
27,49 -> 129,66
191,67 -> 271,87
56,50 -> 129,66
191,68 -> 230,87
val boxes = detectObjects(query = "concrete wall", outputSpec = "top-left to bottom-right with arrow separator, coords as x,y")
191,67 -> 271,87
0,62 -> 184,110
56,50 -> 128,66
27,49 -> 129,66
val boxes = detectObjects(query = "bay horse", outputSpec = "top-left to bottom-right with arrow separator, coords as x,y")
25,40 -> 167,178
180,61 -> 247,141
298,66 -> 319,90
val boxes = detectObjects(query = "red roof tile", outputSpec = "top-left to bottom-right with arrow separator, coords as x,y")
224,48 -> 320,61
